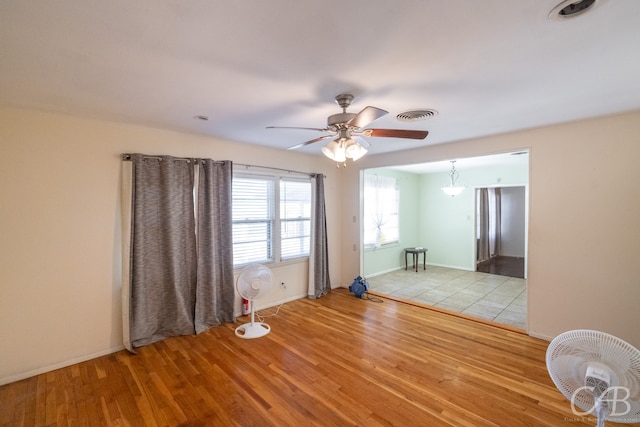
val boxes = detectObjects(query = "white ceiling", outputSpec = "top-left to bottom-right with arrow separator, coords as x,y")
387,151 -> 529,174
2,1 -> 639,157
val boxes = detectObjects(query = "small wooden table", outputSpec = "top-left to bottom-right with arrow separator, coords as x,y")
404,247 -> 427,272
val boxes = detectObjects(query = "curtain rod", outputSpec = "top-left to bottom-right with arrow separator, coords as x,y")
121,155 -> 323,177
121,154 -> 225,164
235,163 -> 324,178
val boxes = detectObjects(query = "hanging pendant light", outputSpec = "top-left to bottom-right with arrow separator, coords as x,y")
442,160 -> 466,196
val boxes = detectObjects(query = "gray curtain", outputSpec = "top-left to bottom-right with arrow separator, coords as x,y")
126,154 -> 234,349
129,154 -> 197,347
308,174 -> 331,298
477,187 -> 502,264
194,159 -> 234,333
477,188 -> 490,263
493,188 -> 502,257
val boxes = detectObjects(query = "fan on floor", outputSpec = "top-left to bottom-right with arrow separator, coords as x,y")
546,329 -> 640,427
266,93 -> 428,164
235,264 -> 273,339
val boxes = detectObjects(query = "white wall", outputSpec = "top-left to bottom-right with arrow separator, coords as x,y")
499,186 -> 526,258
0,106 -> 342,385
417,165 -> 528,271
340,110 -> 640,347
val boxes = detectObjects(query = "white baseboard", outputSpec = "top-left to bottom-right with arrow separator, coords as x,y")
255,293 -> 304,311
366,263 -> 474,276
234,293 -> 305,318
0,345 -> 126,386
363,267 -> 402,278
426,262 -> 475,271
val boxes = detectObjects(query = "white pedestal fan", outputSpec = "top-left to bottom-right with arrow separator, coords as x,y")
546,329 -> 640,427
234,263 -> 273,339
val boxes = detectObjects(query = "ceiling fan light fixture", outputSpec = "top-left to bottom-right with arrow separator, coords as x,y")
345,139 -> 367,161
321,139 -> 346,162
322,125 -> 368,163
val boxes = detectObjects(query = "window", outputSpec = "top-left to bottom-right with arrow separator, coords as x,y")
363,174 -> 399,248
280,179 -> 311,260
232,176 -> 274,265
232,173 -> 311,266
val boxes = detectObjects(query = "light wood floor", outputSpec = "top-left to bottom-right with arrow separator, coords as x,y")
1,289 -> 635,426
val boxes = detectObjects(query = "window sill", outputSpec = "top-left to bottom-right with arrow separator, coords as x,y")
363,242 -> 400,252
234,256 -> 309,273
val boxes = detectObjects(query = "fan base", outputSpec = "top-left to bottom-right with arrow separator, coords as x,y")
235,322 -> 270,339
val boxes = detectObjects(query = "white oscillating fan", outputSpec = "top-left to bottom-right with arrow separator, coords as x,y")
546,330 -> 640,427
235,263 -> 273,339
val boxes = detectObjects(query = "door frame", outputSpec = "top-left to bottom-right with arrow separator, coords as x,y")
472,184 -> 528,279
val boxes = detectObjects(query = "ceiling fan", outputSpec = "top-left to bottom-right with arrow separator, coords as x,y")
266,94 -> 429,164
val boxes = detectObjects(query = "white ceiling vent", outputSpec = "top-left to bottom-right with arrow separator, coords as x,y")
396,109 -> 438,122
549,0 -> 606,20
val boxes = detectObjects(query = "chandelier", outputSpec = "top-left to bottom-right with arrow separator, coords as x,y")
321,129 -> 367,164
442,160 -> 466,196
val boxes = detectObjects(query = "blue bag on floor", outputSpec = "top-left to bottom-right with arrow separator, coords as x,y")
348,276 -> 369,298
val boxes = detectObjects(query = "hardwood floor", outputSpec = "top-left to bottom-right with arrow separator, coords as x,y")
477,256 -> 525,278
1,289 -> 635,426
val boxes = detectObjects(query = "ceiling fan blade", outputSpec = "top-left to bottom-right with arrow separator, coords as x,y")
347,106 -> 388,129
363,129 -> 429,140
353,135 -> 370,149
266,126 -> 329,132
287,134 -> 335,150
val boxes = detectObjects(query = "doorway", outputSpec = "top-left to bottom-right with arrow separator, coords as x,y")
361,152 -> 529,330
476,186 -> 526,279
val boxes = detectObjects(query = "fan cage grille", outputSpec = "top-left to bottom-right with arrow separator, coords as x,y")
546,329 -> 640,422
236,264 -> 273,300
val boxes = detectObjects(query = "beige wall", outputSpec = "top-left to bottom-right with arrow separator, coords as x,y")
2,105 -> 640,385
339,110 -> 640,347
0,106 -> 342,385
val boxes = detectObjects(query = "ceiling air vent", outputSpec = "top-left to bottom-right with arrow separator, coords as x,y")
549,0 -> 603,20
396,109 -> 438,122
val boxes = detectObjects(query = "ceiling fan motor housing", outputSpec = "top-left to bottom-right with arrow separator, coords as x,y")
327,112 -> 357,129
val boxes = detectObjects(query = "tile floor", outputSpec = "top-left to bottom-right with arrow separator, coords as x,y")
366,265 -> 527,330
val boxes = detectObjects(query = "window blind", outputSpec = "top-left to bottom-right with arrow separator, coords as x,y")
280,179 -> 311,259
232,174 -> 311,266
232,177 -> 275,265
